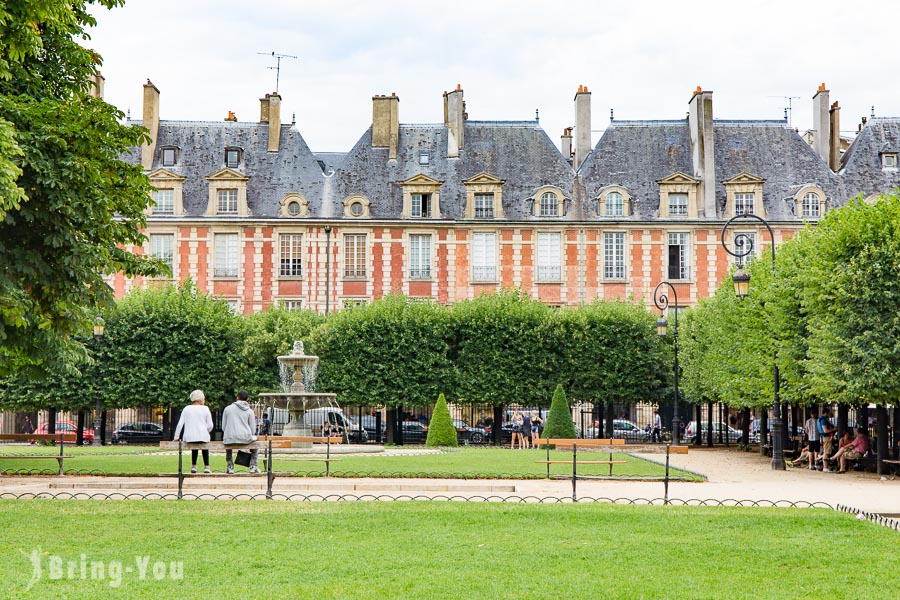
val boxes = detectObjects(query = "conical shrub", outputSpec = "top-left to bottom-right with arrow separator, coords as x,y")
426,393 -> 459,447
541,384 -> 576,439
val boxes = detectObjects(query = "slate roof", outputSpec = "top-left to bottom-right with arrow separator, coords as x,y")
331,121 -> 575,220
578,119 -> 841,220
839,118 -> 900,199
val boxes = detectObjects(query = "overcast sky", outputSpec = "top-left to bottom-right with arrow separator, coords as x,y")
87,0 -> 900,153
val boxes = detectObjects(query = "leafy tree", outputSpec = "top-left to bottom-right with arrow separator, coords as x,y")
451,291 -> 552,406
425,393 -> 458,447
312,295 -> 455,408
95,282 -> 243,410
541,384 -> 576,439
240,306 -> 326,397
0,0 -> 163,376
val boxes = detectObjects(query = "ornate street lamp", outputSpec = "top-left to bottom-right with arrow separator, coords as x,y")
653,281 -> 679,445
324,225 -> 332,315
720,213 -> 785,470
92,315 -> 105,446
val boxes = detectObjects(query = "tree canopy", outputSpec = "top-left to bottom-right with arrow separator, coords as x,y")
0,0 -> 163,376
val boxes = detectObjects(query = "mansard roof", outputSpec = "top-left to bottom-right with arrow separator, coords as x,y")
332,121 -> 576,220
839,118 -> 900,199
578,119 -> 840,220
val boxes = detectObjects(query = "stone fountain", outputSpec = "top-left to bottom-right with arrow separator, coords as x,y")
258,341 -> 338,445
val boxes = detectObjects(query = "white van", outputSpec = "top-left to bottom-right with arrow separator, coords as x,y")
269,407 -> 368,442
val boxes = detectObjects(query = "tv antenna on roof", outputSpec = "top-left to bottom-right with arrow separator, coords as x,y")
769,95 -> 801,127
258,51 -> 297,94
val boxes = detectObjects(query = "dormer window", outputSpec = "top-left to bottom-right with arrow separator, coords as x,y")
795,186 -> 826,220
419,152 -> 429,165
342,194 -> 371,218
734,193 -> 755,215
724,172 -> 766,218
152,189 -> 174,214
464,173 -> 505,219
147,169 -> 186,216
539,192 -> 558,216
474,193 -> 494,218
161,147 -> 177,167
668,193 -> 688,216
400,174 -> 443,219
205,168 -> 250,216
279,193 -> 310,218
225,147 -> 241,168
656,173 -> 700,218
883,153 -> 898,169
411,193 -> 432,217
218,189 -> 238,214
597,187 -> 631,217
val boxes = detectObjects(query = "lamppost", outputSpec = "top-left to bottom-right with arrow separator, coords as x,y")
720,214 -> 785,470
324,225 -> 332,315
653,281 -> 680,445
92,315 -> 105,446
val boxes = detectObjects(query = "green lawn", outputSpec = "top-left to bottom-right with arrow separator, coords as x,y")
0,446 -> 700,480
0,500 -> 895,599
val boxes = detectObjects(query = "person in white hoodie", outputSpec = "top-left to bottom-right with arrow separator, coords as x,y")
174,390 -> 214,474
222,390 -> 259,474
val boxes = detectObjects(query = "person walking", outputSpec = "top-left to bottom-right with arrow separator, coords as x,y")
652,410 -> 663,443
174,390 -> 214,474
804,409 -> 820,470
222,390 -> 259,475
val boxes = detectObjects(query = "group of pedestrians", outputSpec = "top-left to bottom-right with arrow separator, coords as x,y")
794,407 -> 870,473
173,389 -> 261,475
509,410 -> 543,449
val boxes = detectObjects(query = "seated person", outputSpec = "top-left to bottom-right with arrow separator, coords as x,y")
321,422 -> 332,437
788,444 -> 811,468
823,430 -> 853,472
828,429 -> 869,473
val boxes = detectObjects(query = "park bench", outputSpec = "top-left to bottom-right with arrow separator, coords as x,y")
535,439 -> 628,477
0,433 -> 82,475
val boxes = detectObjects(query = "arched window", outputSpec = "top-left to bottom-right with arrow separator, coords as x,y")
540,192 -> 559,216
801,192 -> 820,218
606,191 -> 624,216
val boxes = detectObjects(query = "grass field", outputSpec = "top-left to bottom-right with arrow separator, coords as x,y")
0,500 -> 896,599
0,446 -> 701,480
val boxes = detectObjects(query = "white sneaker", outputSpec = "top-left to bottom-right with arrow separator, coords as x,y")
226,467 -> 234,475
203,466 -> 211,474
190,466 -> 198,474
823,468 -> 832,473
249,467 -> 260,474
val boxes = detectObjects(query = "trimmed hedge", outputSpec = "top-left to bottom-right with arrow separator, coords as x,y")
426,393 -> 458,447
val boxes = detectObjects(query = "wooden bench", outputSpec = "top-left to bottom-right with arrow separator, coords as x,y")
538,438 -> 626,450
258,436 -> 343,445
0,433 -> 82,475
159,440 -> 293,451
535,438 -> 629,477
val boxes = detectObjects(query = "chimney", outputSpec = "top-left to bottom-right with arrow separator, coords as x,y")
574,85 -> 591,169
372,93 -> 400,160
259,94 -> 270,123
224,111 -> 237,122
266,93 -> 281,152
444,84 -> 465,158
688,86 -> 716,218
560,127 -> 573,163
829,101 -> 841,171
141,79 -> 160,170
812,83 -> 830,164
90,71 -> 105,99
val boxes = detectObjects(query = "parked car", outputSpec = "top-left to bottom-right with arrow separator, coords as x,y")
112,422 -> 164,445
452,419 -> 488,444
684,421 -> 742,444
588,419 -> 647,442
749,418 -> 807,444
398,421 -> 428,444
35,422 -> 93,445
359,415 -> 386,441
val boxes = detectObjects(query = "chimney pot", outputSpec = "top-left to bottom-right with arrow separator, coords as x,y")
456,83 -> 461,91
818,82 -> 826,91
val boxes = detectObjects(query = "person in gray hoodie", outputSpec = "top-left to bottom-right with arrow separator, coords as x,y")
222,390 -> 259,474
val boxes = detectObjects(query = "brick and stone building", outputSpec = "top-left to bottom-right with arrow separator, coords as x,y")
110,80 -> 900,313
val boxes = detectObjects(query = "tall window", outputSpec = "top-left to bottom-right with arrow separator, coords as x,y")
668,193 -> 688,216
344,234 -> 367,278
474,193 -> 494,218
472,232 -> 496,282
214,233 -> 239,278
153,189 -> 174,214
667,233 -> 689,280
801,192 -> 821,218
150,234 -> 174,272
603,232 -> 625,279
218,189 -> 238,214
733,232 -> 756,267
537,232 -> 561,281
539,192 -> 558,216
279,234 -> 303,277
161,147 -> 176,167
409,234 -> 431,278
735,193 -> 755,215
411,193 -> 431,218
605,192 -> 624,216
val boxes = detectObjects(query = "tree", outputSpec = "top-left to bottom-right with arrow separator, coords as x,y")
541,384 -> 576,439
425,393 -> 458,447
0,0 -> 164,376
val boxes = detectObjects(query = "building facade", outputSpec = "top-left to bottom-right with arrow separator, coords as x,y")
109,80 -> 900,313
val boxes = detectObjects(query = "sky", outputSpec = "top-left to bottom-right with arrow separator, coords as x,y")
87,0 -> 900,153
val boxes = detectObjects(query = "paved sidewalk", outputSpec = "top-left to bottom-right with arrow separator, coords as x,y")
0,447 -> 897,514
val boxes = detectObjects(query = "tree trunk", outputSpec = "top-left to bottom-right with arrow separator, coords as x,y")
741,407 -> 750,445
492,405 -> 503,446
695,403 -> 702,446
385,407 -> 398,445
605,402 -> 614,439
48,409 -> 57,435
76,410 -> 85,445
837,404 -> 849,437
760,411 -> 768,455
99,410 -> 107,445
876,406 -> 888,475
706,401 -> 714,447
